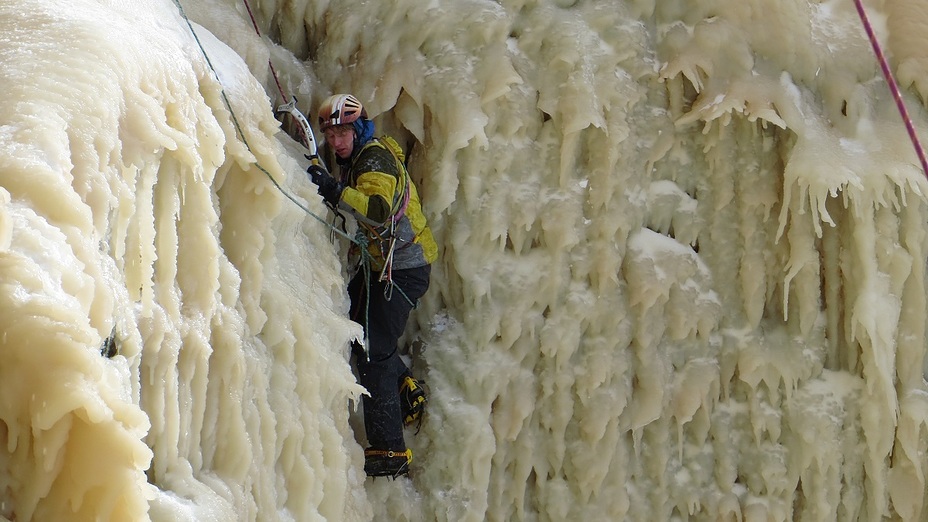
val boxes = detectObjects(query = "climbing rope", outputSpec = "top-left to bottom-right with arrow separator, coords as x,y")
853,0 -> 928,179
232,0 -> 408,329
170,0 -> 421,358
240,0 -> 287,102
171,0 -> 352,241
238,0 -> 311,149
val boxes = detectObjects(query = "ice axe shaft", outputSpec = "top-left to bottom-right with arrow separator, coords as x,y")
275,96 -> 324,168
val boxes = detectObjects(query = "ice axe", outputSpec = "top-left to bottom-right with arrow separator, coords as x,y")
277,96 -> 345,233
275,96 -> 326,170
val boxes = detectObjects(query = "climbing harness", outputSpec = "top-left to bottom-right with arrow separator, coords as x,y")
347,137 -> 417,307
853,0 -> 928,179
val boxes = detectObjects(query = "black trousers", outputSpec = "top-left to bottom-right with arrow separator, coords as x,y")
349,264 -> 431,450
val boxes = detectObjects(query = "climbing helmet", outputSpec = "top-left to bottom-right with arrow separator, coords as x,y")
318,94 -> 366,131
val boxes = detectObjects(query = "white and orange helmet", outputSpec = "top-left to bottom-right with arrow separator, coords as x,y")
318,94 -> 367,131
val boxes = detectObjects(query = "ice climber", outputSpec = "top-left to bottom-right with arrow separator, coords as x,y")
306,93 -> 436,478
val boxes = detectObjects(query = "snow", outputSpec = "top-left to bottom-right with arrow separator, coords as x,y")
3,0 -> 928,521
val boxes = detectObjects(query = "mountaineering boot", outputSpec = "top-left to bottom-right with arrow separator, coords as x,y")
400,375 -> 427,429
364,448 -> 412,478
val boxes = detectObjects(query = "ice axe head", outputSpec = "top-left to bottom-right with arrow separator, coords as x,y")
274,96 -> 320,159
275,98 -> 296,116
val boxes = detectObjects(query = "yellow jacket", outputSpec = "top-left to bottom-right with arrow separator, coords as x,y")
337,136 -> 437,271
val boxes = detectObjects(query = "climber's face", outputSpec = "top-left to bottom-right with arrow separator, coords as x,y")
324,124 -> 355,159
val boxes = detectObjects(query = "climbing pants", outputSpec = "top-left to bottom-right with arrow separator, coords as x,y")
349,264 -> 431,450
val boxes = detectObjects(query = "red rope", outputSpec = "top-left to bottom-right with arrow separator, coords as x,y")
853,0 -> 928,179
241,0 -> 287,102
240,0 -> 310,148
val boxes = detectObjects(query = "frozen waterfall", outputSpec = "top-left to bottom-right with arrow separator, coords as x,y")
2,0 -> 928,520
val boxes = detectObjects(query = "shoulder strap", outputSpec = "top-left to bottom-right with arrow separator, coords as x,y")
361,137 -> 410,225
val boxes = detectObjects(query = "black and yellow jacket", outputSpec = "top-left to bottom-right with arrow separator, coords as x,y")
336,136 -> 437,271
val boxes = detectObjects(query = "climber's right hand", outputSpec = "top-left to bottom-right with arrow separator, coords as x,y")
306,164 -> 328,186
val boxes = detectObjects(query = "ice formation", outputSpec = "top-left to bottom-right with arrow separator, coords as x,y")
2,0 -> 928,520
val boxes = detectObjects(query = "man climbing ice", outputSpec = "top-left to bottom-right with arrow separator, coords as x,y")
306,94 -> 436,478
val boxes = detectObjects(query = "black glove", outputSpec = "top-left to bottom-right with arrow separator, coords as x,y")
306,164 -> 327,185
306,164 -> 343,206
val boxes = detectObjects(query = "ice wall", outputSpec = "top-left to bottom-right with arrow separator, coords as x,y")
3,0 -> 928,521
0,0 -> 366,520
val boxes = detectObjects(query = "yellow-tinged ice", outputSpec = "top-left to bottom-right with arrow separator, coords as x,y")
4,0 -> 928,521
